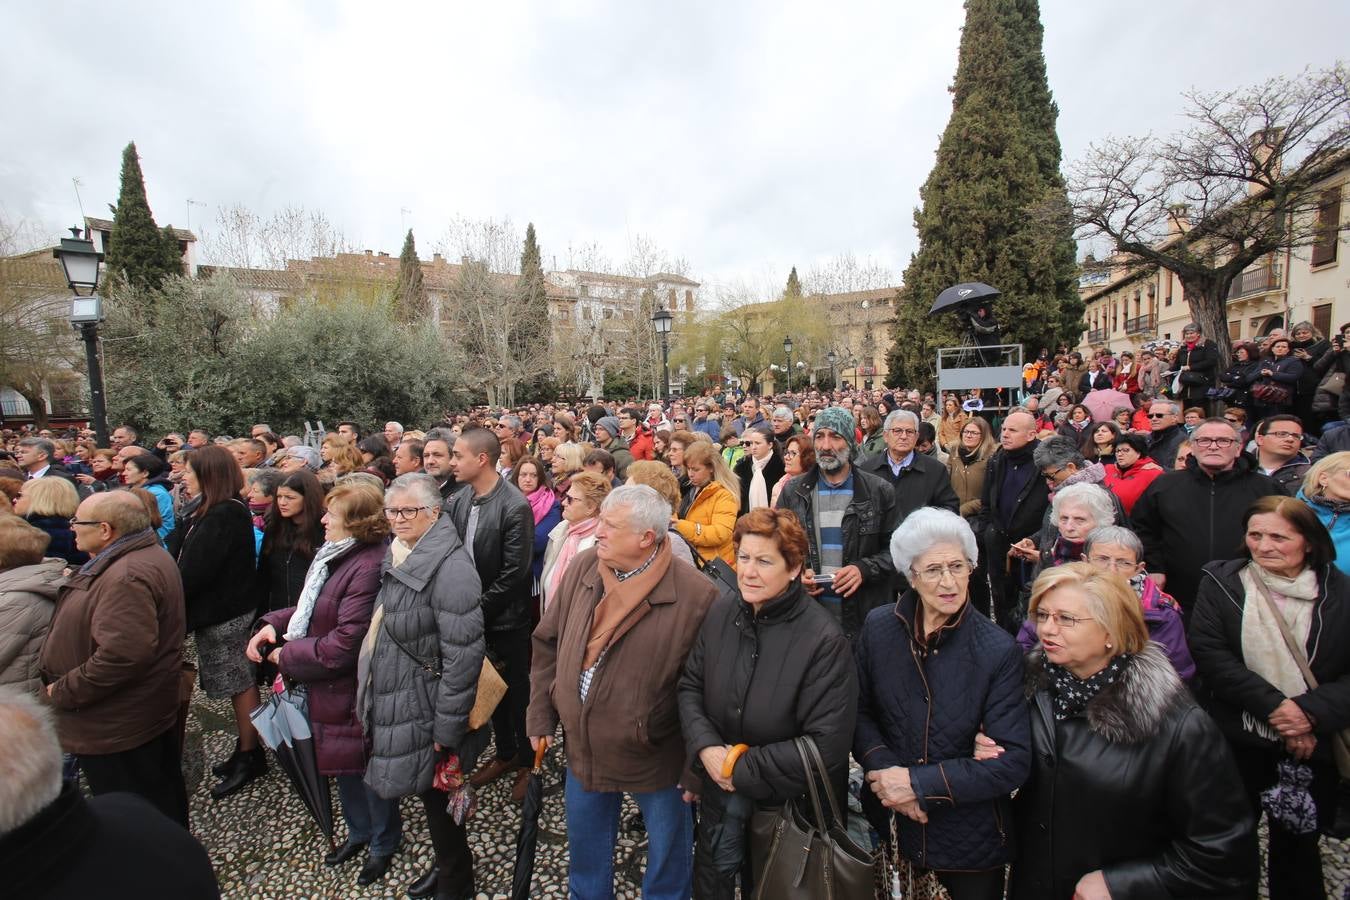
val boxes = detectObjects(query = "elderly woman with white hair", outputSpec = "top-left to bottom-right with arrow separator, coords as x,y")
853,507 -> 1030,900
1009,481 -> 1117,581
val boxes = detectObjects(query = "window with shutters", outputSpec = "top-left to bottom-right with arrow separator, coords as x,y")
1312,186 -> 1342,267
1165,273 -> 1173,307
1313,303 -> 1333,337
1228,320 -> 1241,341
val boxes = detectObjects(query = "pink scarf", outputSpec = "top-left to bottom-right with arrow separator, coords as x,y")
545,516 -> 600,604
525,485 -> 556,526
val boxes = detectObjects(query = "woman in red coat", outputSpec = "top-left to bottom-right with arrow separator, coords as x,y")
247,479 -> 399,886
1101,433 -> 1165,517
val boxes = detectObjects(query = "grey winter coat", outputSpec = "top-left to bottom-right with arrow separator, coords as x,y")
0,558 -> 66,694
363,516 -> 487,800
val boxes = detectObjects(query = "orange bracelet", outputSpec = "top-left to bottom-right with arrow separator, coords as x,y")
722,743 -> 750,779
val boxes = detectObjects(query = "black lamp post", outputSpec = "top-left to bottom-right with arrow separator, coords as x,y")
54,226 -> 108,446
826,348 -> 837,390
651,305 -> 673,401
783,335 -> 794,392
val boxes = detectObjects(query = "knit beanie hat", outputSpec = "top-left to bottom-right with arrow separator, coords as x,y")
812,407 -> 858,456
595,416 -> 623,442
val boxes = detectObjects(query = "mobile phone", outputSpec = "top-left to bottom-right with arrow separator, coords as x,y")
811,573 -> 835,584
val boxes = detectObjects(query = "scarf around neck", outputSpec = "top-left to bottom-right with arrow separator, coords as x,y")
1047,654 -> 1131,721
749,453 -> 771,510
285,537 -> 357,640
584,538 -> 672,669
525,485 -> 556,526
545,516 -> 600,606
1239,562 -> 1319,741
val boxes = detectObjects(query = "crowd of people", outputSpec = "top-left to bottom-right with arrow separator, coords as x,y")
1,318 -> 1349,899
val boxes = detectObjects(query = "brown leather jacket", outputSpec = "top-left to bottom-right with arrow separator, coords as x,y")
527,546 -> 716,793
39,529 -> 186,755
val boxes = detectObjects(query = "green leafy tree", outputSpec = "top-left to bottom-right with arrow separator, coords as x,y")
784,266 -> 802,300
393,229 -> 429,322
105,143 -> 182,292
885,0 -> 1081,388
511,222 -> 551,361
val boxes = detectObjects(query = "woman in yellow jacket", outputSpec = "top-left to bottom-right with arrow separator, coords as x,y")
673,441 -> 740,567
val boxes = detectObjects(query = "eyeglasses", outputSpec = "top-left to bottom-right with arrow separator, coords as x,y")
69,518 -> 105,527
910,561 -> 972,583
1192,437 -> 1237,448
783,450 -> 799,459
1147,412 -> 1170,419
1263,431 -> 1303,441
1042,465 -> 1066,480
383,506 -> 431,520
1087,555 -> 1137,572
1033,610 -> 1090,628
561,495 -> 583,506
886,427 -> 917,436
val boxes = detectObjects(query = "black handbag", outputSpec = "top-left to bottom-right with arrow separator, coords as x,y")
750,737 -> 875,900
674,529 -> 739,604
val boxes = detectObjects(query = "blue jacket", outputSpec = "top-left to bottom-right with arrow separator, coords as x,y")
853,590 -> 1030,870
529,498 -> 563,583
1300,490 -> 1350,576
144,480 -> 175,544
692,418 -> 723,443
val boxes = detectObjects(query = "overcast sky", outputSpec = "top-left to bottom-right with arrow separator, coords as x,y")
3,1 -> 1346,294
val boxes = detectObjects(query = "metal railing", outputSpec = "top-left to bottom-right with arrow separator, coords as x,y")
1086,328 -> 1107,343
1124,314 -> 1156,336
1228,266 -> 1282,299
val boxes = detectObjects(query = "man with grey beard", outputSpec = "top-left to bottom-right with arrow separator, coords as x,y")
774,406 -> 899,641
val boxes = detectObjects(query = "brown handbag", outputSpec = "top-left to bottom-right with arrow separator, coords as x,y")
751,737 -> 875,900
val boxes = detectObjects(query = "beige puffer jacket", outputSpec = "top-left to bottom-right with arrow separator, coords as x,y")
0,558 -> 67,694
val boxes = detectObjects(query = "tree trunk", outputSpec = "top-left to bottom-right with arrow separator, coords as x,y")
1178,276 -> 1234,368
18,388 -> 50,431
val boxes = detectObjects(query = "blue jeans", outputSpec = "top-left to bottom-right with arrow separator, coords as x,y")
336,774 -> 402,856
564,769 -> 693,900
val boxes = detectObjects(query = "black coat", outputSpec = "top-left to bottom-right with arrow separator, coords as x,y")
981,444 -> 1050,544
1188,558 -> 1350,758
1175,339 -> 1219,402
1011,646 -> 1256,899
1219,359 -> 1262,409
167,498 -> 257,632
774,465 -> 900,640
253,524 -> 322,619
1145,423 -> 1189,470
0,784 -> 220,900
732,450 -> 785,515
24,514 -> 88,566
1130,455 -> 1286,611
854,450 -> 960,522
1253,354 -> 1305,410
853,591 -> 1030,871
677,582 -> 857,803
1077,369 -> 1112,395
445,476 -> 534,633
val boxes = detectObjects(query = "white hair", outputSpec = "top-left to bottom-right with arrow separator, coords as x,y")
1050,483 -> 1117,529
890,507 -> 977,574
601,484 -> 670,542
884,409 -> 919,431
1085,525 -> 1143,559
387,472 -> 443,510
385,421 -> 404,432
0,687 -> 64,832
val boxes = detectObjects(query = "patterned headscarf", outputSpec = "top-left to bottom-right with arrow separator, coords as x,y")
812,407 -> 858,457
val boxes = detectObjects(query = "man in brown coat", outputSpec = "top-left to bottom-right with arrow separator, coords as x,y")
39,491 -> 189,826
528,484 -> 716,900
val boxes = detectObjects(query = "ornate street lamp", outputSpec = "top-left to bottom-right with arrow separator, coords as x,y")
783,335 -> 794,392
826,348 -> 837,390
54,226 -> 108,446
651,305 -> 673,400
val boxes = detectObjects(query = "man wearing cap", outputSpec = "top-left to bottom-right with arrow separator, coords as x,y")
1174,322 -> 1219,416
592,416 -> 634,480
775,407 -> 899,641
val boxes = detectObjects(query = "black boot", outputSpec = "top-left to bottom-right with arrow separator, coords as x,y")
210,746 -> 266,800
211,740 -> 243,777
407,867 -> 438,898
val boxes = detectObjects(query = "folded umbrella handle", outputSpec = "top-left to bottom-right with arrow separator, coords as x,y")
533,741 -> 548,772
722,743 -> 750,779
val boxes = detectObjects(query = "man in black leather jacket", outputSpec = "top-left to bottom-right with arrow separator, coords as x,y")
446,427 -> 535,797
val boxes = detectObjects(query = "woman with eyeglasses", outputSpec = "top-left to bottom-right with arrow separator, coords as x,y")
1101,432 -> 1165,517
854,508 -> 1030,900
947,417 -> 996,522
246,479 -> 400,884
770,433 -> 814,507
538,471 -> 612,612
1004,562 -> 1254,899
1189,496 -> 1350,899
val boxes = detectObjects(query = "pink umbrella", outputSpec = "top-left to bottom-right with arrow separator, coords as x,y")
1080,388 -> 1133,423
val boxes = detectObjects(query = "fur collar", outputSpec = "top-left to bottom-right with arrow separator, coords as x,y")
1025,643 -> 1188,743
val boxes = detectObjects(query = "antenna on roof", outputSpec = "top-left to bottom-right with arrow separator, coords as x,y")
71,177 -> 86,224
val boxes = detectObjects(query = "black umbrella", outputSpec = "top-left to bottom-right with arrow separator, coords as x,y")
510,742 -> 549,900
929,281 -> 1000,315
249,688 -> 335,850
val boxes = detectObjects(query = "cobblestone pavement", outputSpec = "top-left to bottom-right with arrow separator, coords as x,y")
185,693 -> 1350,899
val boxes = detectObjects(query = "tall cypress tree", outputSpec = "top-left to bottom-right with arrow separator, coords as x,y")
393,229 -> 428,322
885,0 -> 1081,388
105,142 -> 180,291
511,222 -> 549,352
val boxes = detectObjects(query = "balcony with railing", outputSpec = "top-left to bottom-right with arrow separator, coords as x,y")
1086,328 -> 1107,343
1228,265 -> 1283,300
1124,314 -> 1156,336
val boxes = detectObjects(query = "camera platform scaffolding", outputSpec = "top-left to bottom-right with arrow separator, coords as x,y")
936,339 -> 1025,416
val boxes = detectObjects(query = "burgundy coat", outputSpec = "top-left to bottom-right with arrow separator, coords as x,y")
261,540 -> 385,775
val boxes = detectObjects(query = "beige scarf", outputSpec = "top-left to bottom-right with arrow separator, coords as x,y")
356,537 -> 416,727
584,538 -> 672,669
1239,563 -> 1318,740
748,453 -> 771,510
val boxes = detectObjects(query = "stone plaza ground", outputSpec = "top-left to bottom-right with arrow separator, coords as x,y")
183,692 -> 1350,899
